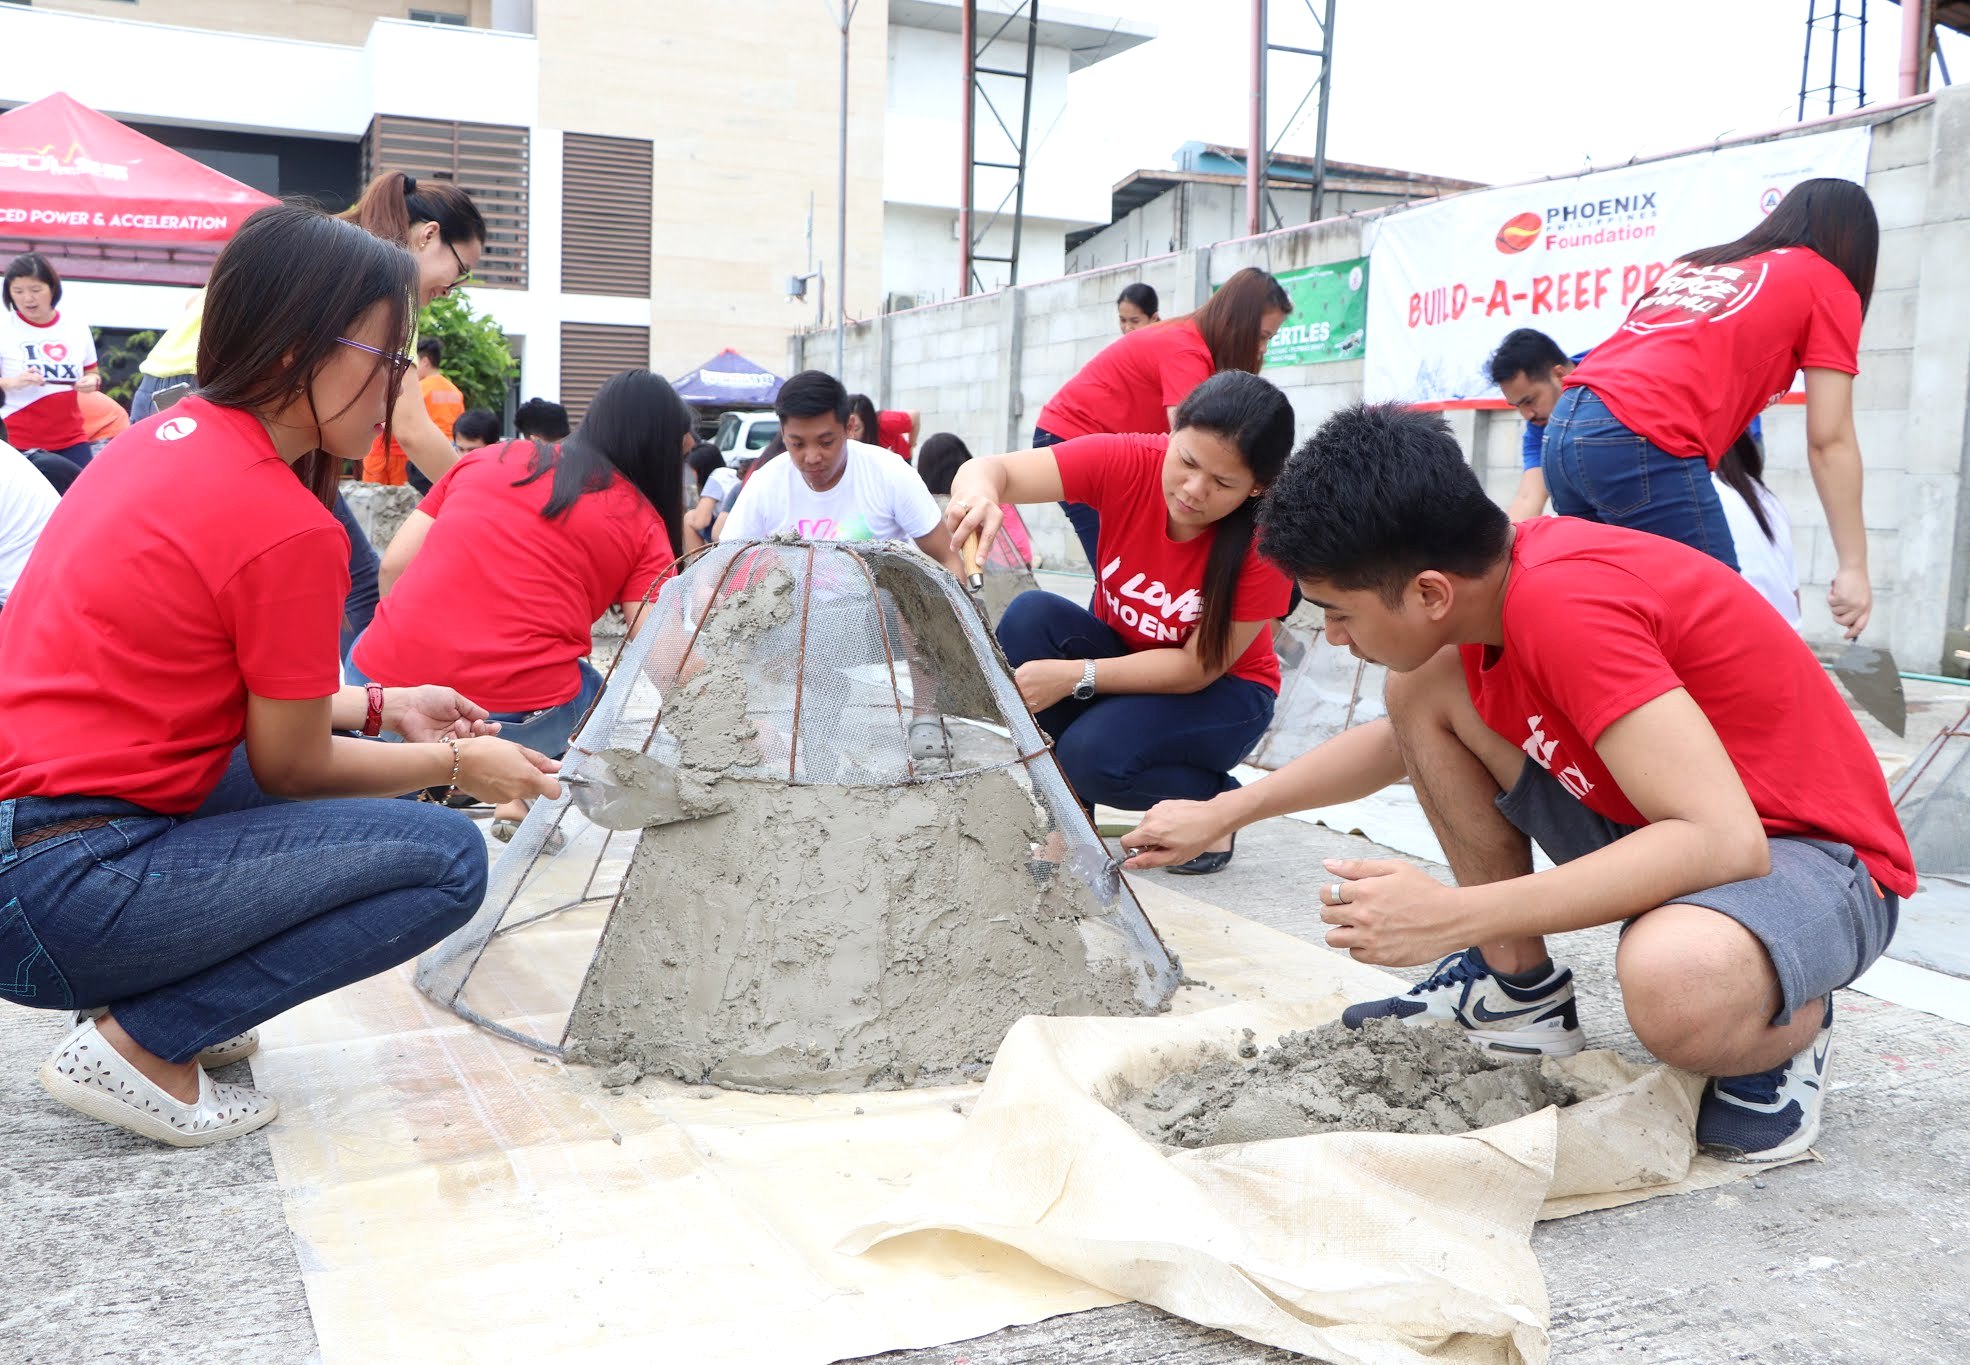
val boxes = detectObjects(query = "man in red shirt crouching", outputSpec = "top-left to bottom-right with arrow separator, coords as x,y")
1130,403 -> 1909,1164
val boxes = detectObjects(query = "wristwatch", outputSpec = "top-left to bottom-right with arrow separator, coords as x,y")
1071,660 -> 1097,702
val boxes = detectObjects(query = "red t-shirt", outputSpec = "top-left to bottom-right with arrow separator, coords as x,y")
1037,319 -> 1215,440
1055,434 -> 1291,691
0,397 -> 348,813
1459,518 -> 1913,896
354,441 -> 675,712
1564,247 -> 1861,464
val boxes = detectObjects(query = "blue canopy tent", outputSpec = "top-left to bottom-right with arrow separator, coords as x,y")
673,349 -> 784,407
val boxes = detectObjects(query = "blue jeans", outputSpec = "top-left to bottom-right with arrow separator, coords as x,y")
1542,386 -> 1738,569
1035,425 -> 1102,573
345,634 -> 605,760
0,749 -> 486,1063
130,371 -> 191,424
995,590 -> 1275,810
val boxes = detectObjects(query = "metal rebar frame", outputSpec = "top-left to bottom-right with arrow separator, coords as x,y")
1799,0 -> 1870,119
1247,0 -> 1337,237
960,0 -> 1039,296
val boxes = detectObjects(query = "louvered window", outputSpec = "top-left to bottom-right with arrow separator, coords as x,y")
561,133 -> 653,297
560,322 -> 650,424
363,115 -> 529,289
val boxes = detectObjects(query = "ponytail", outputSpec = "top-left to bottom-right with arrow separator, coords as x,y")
1174,372 -> 1297,673
340,171 -> 487,249
1714,430 -> 1776,544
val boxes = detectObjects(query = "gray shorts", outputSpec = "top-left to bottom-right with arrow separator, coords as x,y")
1496,760 -> 1899,1025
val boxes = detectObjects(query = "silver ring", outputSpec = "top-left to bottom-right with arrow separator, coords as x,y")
1327,881 -> 1345,906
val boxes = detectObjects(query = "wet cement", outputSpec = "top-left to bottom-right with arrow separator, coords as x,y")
1119,1017 -> 1575,1148
562,547 -> 1171,1093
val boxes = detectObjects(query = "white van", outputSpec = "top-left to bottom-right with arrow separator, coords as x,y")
713,411 -> 780,467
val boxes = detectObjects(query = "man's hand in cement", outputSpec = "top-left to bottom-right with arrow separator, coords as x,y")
1316,857 -> 1472,966
386,686 -> 504,743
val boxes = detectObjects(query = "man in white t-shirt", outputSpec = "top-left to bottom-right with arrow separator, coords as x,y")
0,436 -> 60,604
720,370 -> 961,575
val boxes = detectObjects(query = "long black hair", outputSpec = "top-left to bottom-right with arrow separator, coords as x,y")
846,392 -> 881,445
198,203 -> 417,506
511,369 -> 692,554
1715,429 -> 1776,544
1680,177 -> 1877,315
1173,371 -> 1297,673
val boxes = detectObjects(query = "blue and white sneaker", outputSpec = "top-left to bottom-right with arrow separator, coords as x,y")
1340,947 -> 1585,1057
1697,998 -> 1833,1162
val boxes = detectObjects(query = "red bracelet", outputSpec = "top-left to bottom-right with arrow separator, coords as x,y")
362,682 -> 385,738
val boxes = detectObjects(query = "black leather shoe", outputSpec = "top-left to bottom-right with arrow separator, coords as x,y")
1167,833 -> 1235,876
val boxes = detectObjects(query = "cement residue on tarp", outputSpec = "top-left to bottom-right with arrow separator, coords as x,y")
1119,1017 -> 1576,1147
562,546 -> 1172,1093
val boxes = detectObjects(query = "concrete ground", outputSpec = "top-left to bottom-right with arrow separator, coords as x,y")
5,601 -> 1968,1363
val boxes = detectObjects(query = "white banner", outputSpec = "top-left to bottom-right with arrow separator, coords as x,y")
1362,126 -> 1873,404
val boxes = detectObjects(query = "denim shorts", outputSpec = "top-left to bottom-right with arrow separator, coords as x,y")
1496,759 -> 1898,1025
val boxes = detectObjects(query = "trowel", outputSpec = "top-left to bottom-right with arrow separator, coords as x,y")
1830,641 -> 1906,737
559,746 -> 728,831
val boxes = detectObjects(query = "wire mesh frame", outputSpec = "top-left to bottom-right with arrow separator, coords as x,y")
414,538 -> 1177,1056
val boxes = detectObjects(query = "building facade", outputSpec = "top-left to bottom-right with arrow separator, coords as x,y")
2,0 -> 1148,416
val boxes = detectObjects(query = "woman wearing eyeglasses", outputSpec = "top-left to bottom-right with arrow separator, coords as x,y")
0,205 -> 558,1148
129,172 -> 487,655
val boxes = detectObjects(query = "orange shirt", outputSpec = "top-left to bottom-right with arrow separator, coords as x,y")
364,371 -> 467,484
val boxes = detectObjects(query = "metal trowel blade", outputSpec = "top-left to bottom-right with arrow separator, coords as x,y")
1064,843 -> 1123,906
561,747 -> 725,831
1831,642 -> 1907,737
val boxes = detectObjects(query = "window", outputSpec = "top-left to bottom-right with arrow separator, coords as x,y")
364,115 -> 529,289
560,134 -> 653,297
561,323 -> 650,425
408,9 -> 468,24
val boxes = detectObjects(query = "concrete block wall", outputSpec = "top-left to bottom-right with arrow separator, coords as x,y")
792,91 -> 1970,668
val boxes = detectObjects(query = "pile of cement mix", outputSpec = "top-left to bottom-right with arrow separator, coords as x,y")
562,557 -> 1166,1093
1118,1018 -> 1576,1148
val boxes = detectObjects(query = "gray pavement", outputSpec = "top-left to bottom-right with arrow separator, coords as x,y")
5,608 -> 1968,1363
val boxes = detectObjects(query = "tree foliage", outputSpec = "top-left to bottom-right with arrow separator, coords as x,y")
418,292 -> 518,414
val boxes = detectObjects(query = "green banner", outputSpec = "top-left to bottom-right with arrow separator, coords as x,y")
1263,257 -> 1369,368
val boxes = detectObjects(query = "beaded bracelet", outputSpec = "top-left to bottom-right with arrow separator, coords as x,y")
420,736 -> 463,804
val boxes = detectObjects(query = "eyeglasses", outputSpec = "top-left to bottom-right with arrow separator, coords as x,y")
446,239 -> 475,289
337,336 -> 415,400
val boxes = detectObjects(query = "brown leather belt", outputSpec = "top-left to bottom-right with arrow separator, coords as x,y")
14,814 -> 116,849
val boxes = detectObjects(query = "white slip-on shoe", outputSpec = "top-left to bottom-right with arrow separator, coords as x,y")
72,1008 -> 258,1069
39,1019 -> 278,1148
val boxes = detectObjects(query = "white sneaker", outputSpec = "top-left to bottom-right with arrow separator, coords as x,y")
39,1019 -> 278,1148
1340,946 -> 1586,1057
1698,997 -> 1834,1162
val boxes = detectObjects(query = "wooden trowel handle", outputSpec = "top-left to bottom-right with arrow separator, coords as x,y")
962,533 -> 984,593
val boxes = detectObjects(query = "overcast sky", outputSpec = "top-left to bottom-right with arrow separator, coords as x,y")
1049,0 -> 1969,189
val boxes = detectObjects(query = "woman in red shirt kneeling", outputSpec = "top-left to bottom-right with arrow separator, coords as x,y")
946,371 -> 1296,875
347,369 -> 687,839
0,206 -> 559,1149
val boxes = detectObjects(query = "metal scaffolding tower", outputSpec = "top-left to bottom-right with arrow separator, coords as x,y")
1799,0 -> 1871,117
959,0 -> 1039,296
1247,0 -> 1337,237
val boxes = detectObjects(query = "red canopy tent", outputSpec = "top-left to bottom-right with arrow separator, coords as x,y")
0,92 -> 276,284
